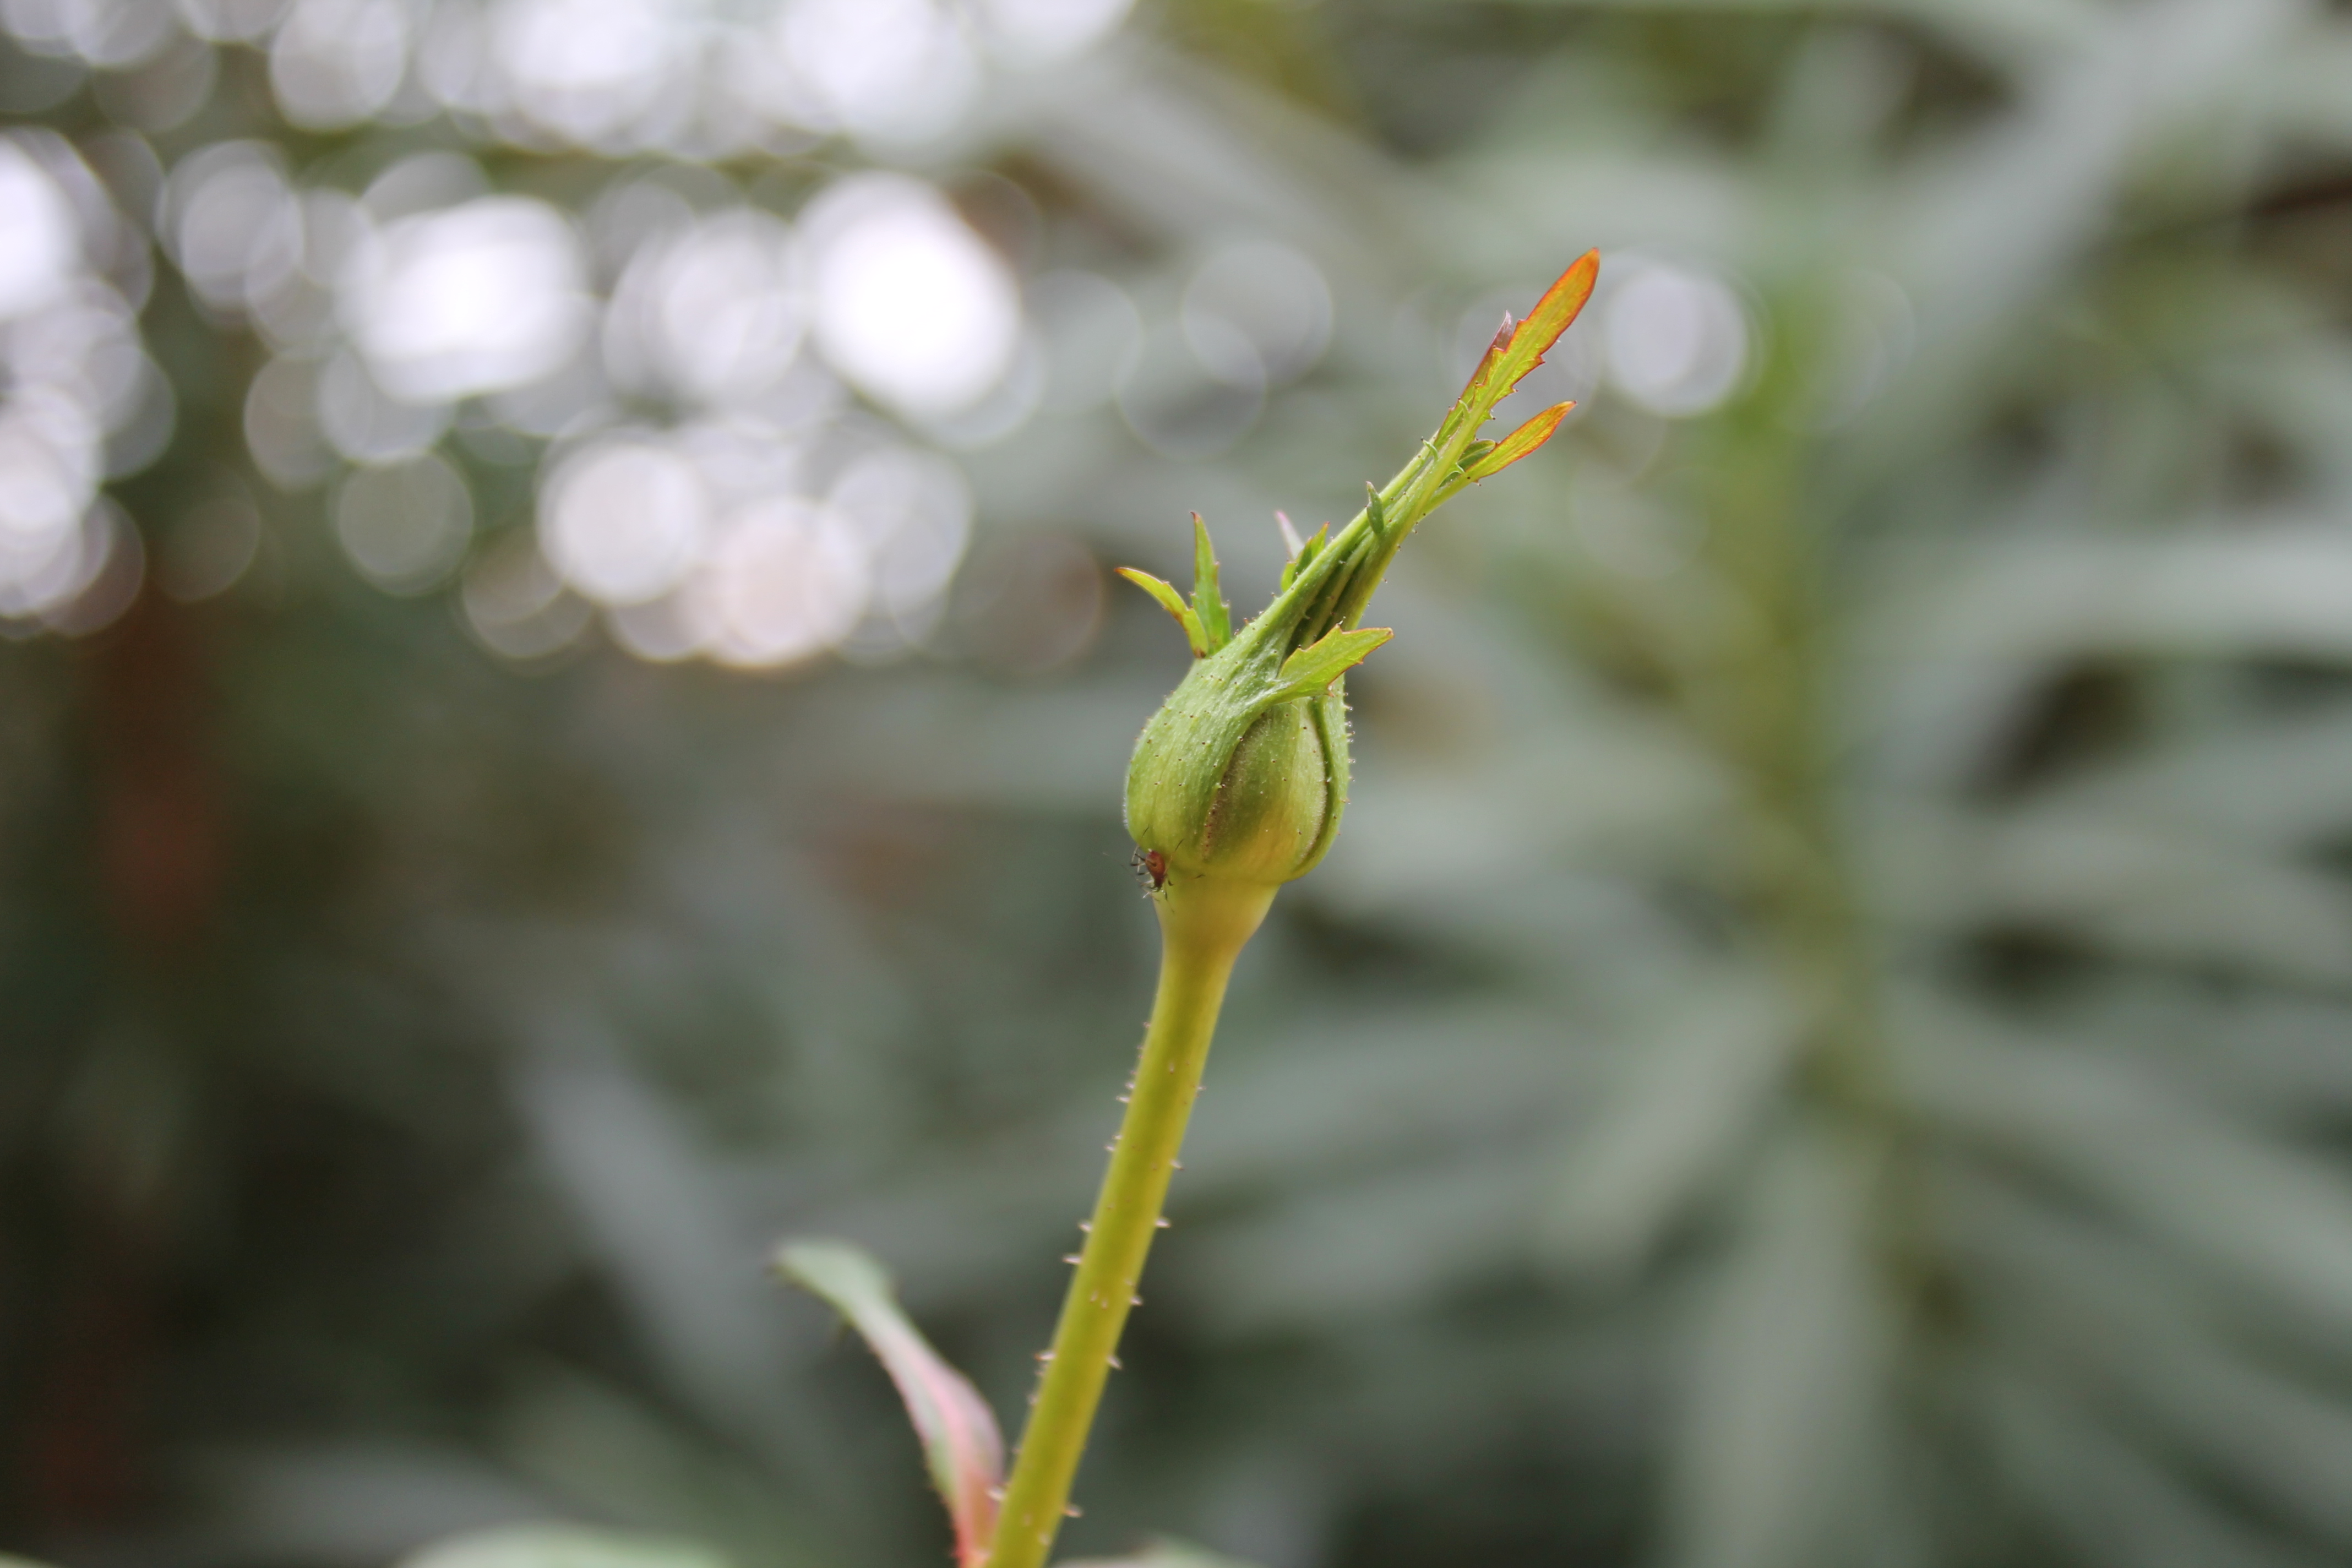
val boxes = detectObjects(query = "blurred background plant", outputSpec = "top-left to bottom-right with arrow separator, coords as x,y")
8,1 -> 2352,1567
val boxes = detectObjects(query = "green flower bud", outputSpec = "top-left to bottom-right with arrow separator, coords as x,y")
1119,249 -> 1602,894
1125,641 -> 1359,888
1120,511 -> 1392,888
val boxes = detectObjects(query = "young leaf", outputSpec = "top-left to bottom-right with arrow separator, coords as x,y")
1464,249 -> 1599,411
1273,509 -> 1306,559
396,1527 -> 728,1568
775,1241 -> 1004,1567
1459,402 -> 1574,484
1190,514 -> 1232,651
1117,568 -> 1211,657
1060,1543 -> 1263,1568
1277,521 -> 1328,594
1272,625 -> 1393,703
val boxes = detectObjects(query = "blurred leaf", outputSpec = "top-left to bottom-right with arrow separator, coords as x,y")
774,1242 -> 1004,1568
1665,1125 -> 1893,1568
396,1526 -> 729,1568
1948,1173 -> 2352,1550
1915,1021 -> 2352,1347
1541,979 -> 1796,1282
193,1442 -> 560,1567
514,1049 -> 818,1455
489,1364 -> 835,1568
1061,1540 -> 1263,1568
1978,1374 -> 2313,1568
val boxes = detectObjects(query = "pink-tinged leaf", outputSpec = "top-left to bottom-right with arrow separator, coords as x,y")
1462,250 -> 1600,410
1060,1542 -> 1262,1568
776,1242 -> 1004,1567
396,1525 -> 728,1568
1460,402 -> 1574,483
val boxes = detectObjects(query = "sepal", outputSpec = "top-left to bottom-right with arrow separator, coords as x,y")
1117,568 -> 1211,657
1120,516 -> 1238,657
1189,514 -> 1231,651
1273,626 -> 1391,703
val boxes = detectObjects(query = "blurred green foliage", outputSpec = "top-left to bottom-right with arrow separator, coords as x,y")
9,2 -> 2352,1567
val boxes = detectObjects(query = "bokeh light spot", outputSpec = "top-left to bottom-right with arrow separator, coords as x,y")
163,140 -> 302,314
778,0 -> 976,144
609,210 -> 808,407
829,444 -> 970,634
0,140 -> 79,317
334,450 -> 473,594
1118,320 -> 1263,461
975,0 -> 1133,62
1182,240 -> 1332,386
1603,263 -> 1750,418
159,492 -> 261,602
692,497 -> 868,669
1031,270 -> 1141,415
270,0 -> 409,129
805,175 -> 1021,420
489,0 -> 679,147
461,529 -> 589,661
341,196 -> 592,404
541,438 -> 710,606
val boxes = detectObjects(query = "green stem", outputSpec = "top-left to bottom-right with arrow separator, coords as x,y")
988,874 -> 1277,1568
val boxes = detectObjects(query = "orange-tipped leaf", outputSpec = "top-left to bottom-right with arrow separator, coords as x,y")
1460,401 -> 1574,483
1464,250 -> 1600,411
777,1242 -> 1004,1567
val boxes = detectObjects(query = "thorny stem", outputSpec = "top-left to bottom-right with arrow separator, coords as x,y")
987,874 -> 1277,1568
986,262 -> 1591,1562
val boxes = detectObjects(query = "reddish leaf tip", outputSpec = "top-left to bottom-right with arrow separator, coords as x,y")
1457,251 -> 1602,413
1502,249 -> 1600,366
1461,401 -> 1575,483
775,1242 -> 1005,1568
